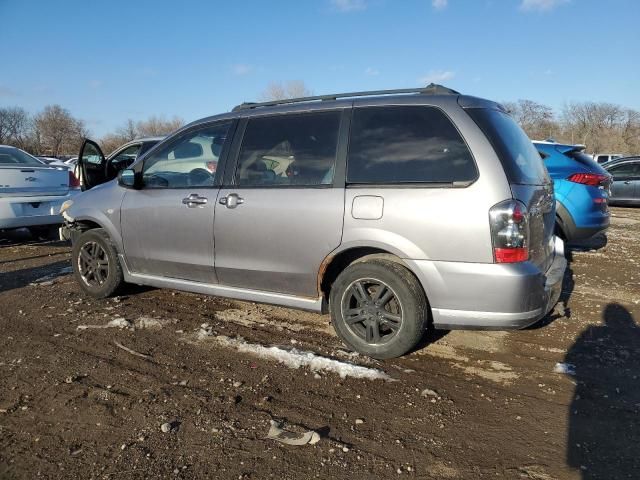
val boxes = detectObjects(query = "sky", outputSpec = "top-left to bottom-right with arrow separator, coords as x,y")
1,0 -> 639,137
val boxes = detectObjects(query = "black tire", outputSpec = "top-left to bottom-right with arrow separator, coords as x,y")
72,228 -> 123,298
329,259 -> 429,359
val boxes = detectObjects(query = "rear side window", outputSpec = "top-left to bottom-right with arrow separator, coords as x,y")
467,108 -> 549,185
347,106 -> 477,184
235,111 -> 341,186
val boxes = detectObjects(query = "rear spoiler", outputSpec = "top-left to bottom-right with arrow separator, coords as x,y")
554,144 -> 586,155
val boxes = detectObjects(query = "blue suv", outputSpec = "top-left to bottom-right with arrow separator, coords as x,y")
533,141 -> 611,241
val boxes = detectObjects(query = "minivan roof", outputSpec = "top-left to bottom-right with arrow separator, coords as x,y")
183,84 -> 504,131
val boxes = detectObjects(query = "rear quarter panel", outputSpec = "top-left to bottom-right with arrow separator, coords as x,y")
341,97 -> 512,263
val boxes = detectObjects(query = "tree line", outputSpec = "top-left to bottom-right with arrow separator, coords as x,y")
0,105 -> 184,157
503,99 -> 640,154
2,92 -> 639,157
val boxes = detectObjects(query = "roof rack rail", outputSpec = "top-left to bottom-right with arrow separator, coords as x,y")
232,83 -> 460,112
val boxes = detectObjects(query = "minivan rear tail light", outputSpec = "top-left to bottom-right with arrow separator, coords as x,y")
567,173 -> 610,187
489,199 -> 529,263
68,170 -> 80,188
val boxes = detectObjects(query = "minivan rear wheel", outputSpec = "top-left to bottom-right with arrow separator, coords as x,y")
72,228 -> 123,298
329,260 -> 428,359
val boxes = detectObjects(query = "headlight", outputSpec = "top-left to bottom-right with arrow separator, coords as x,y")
59,200 -> 74,214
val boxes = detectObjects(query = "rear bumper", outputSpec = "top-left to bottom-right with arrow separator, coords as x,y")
406,237 -> 567,330
0,191 -> 78,229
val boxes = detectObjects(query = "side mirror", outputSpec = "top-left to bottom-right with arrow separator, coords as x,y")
117,168 -> 137,188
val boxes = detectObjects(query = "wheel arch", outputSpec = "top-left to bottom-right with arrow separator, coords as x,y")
555,200 -> 576,241
68,211 -> 124,254
318,245 -> 430,307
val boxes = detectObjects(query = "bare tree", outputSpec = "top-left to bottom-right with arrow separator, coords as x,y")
135,115 -> 183,137
0,107 -> 32,149
260,80 -> 313,101
99,116 -> 184,154
504,99 -> 559,141
560,102 -> 625,153
116,119 -> 138,142
33,105 -> 87,156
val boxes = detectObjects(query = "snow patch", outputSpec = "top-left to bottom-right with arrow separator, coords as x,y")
77,317 -> 133,330
214,335 -> 392,381
77,316 -> 175,331
30,266 -> 73,285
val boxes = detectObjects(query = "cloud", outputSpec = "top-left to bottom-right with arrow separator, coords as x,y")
520,0 -> 569,12
419,70 -> 456,85
0,85 -> 19,97
432,0 -> 448,10
364,67 -> 379,76
232,64 -> 253,76
331,0 -> 366,12
88,79 -> 103,89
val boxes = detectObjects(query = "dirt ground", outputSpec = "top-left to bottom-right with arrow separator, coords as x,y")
1,207 -> 639,480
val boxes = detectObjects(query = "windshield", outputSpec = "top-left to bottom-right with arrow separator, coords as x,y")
466,108 -> 550,185
0,146 -> 44,166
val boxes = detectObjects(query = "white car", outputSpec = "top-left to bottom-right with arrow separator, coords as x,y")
37,156 -> 71,169
0,145 -> 80,239
593,153 -> 623,165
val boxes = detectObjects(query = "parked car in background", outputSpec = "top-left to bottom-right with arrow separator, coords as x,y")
533,141 -> 611,241
603,156 -> 640,206
63,85 -> 566,359
0,145 -> 80,239
594,153 -> 623,165
77,137 -> 163,190
36,156 -> 70,169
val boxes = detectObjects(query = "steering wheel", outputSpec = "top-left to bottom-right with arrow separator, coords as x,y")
189,168 -> 213,186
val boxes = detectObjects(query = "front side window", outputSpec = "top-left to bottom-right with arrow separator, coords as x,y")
347,106 -> 477,184
111,144 -> 141,165
235,111 -> 341,187
142,122 -> 231,188
609,163 -> 639,180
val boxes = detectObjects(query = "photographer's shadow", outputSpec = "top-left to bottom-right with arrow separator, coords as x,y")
565,303 -> 640,478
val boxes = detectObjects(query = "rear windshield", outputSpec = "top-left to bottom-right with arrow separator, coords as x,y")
566,150 -> 608,174
0,146 -> 43,166
466,108 -> 550,185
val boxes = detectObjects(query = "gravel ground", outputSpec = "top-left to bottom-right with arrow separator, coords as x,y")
0,207 -> 639,479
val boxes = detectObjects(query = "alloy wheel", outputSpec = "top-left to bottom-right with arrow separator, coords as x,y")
340,278 -> 403,345
77,241 -> 109,287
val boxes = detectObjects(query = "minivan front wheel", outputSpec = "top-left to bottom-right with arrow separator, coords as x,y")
72,228 -> 123,298
329,260 -> 428,359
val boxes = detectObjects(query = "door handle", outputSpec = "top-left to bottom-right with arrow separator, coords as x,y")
182,193 -> 208,208
219,193 -> 244,209
624,181 -> 632,184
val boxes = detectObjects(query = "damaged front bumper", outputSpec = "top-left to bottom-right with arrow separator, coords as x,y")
61,212 -> 82,245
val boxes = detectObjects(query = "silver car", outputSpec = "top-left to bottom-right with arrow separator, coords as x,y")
604,157 -> 640,206
62,85 -> 567,358
0,145 -> 80,239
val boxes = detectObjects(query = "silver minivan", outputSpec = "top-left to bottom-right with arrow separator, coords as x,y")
62,85 -> 566,358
